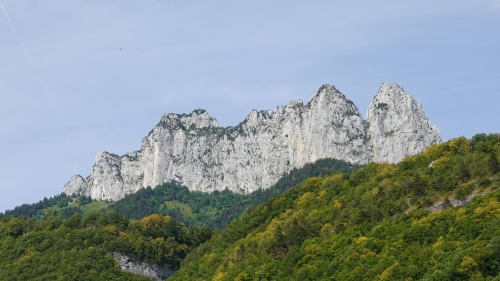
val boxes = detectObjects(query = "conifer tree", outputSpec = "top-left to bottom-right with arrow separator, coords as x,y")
489,151 -> 499,175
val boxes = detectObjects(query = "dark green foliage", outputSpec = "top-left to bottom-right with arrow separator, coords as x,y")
59,206 -> 82,219
376,102 -> 389,110
0,211 -> 212,280
489,151 -> 499,175
109,183 -> 243,228
57,197 -> 69,208
470,133 -> 500,153
3,193 -> 68,217
2,194 -> 92,219
457,162 -> 470,183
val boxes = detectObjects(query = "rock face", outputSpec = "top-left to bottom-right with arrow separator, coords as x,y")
425,195 -> 476,212
366,83 -> 441,164
113,253 -> 174,281
64,83 -> 441,201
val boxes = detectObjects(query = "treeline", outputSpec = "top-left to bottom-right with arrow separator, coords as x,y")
0,211 -> 213,280
170,133 -> 500,280
109,158 -> 361,229
110,183 -> 244,227
3,158 -> 360,230
3,193 -> 92,219
208,158 -> 362,229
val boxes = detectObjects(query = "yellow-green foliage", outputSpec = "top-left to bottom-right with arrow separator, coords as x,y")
0,212 -> 213,280
171,134 -> 500,281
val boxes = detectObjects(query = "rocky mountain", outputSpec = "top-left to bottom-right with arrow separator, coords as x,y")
64,83 -> 441,201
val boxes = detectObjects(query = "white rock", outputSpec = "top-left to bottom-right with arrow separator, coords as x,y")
366,83 -> 441,163
113,253 -> 174,281
64,83 -> 441,201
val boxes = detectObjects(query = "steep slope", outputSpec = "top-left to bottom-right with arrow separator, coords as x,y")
170,134 -> 500,281
64,83 -> 441,201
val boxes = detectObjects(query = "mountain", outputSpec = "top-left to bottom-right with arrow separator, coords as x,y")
170,134 -> 500,280
64,83 -> 441,201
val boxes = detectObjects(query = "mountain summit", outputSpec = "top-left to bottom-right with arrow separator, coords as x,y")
64,83 -> 441,200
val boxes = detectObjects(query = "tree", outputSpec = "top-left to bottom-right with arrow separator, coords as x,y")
63,213 -> 81,228
457,162 -> 470,183
270,225 -> 288,259
488,151 -> 499,175
7,217 -> 27,236
413,173 -> 425,196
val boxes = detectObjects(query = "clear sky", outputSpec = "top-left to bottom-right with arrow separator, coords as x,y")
1,1 -> 499,211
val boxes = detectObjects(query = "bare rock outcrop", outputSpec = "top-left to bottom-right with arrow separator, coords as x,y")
64,83 -> 441,200
113,253 -> 174,281
366,83 -> 441,163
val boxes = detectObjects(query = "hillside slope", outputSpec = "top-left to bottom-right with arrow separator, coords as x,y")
170,133 -> 500,281
0,211 -> 213,280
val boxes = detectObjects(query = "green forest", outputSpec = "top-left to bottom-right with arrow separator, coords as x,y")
170,134 -> 500,280
0,211 -> 213,280
1,133 -> 499,280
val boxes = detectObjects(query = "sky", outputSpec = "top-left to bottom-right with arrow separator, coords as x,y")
0,1 -> 499,212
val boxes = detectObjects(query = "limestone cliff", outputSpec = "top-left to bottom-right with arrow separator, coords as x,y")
366,83 -> 441,164
64,83 -> 441,201
113,253 -> 174,281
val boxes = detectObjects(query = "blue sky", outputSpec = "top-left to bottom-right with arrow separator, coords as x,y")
1,1 -> 499,211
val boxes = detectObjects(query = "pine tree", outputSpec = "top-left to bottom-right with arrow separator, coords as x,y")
458,162 -> 470,183
489,151 -> 499,175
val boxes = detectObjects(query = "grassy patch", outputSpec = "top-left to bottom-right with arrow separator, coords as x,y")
164,201 -> 194,218
79,200 -> 109,213
40,205 -> 63,216
384,130 -> 395,137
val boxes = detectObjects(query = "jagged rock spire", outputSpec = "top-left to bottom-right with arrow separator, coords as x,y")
366,83 -> 441,163
64,83 -> 441,200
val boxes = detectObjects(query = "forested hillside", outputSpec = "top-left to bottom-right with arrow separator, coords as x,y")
3,193 -> 91,219
170,134 -> 500,280
0,211 -> 212,280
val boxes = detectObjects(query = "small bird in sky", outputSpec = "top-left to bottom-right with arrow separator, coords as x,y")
140,50 -> 143,53
120,48 -> 122,51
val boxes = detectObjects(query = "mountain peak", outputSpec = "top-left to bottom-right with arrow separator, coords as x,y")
64,83 -> 441,201
366,83 -> 441,163
156,109 -> 219,130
